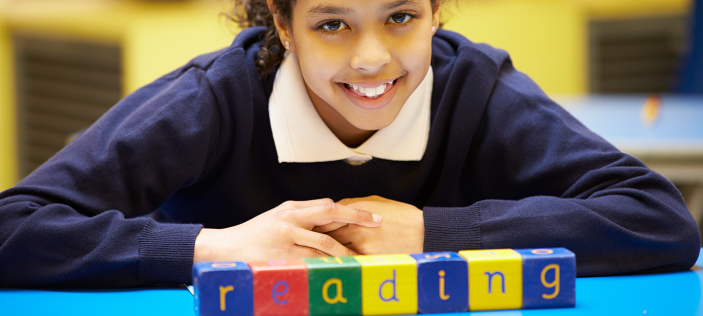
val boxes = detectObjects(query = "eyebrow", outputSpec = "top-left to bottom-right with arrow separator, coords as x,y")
307,5 -> 352,16
381,0 -> 422,12
307,0 -> 422,17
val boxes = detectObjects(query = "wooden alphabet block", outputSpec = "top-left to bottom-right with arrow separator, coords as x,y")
409,252 -> 469,314
302,257 -> 362,316
459,249 -> 523,311
354,254 -> 417,316
248,259 -> 309,316
515,248 -> 576,308
193,261 -> 253,316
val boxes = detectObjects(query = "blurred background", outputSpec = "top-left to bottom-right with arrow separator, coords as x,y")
0,0 -> 702,235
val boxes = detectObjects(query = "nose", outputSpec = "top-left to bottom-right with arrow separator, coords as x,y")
350,32 -> 391,73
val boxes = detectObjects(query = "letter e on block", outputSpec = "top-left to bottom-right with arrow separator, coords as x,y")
515,248 -> 576,308
248,259 -> 309,316
193,261 -> 253,316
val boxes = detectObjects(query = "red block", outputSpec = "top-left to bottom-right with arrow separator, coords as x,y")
248,259 -> 309,316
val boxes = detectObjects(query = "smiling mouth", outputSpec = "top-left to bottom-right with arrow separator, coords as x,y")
341,78 -> 400,99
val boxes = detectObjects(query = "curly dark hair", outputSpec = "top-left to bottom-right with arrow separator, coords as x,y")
230,0 -> 444,77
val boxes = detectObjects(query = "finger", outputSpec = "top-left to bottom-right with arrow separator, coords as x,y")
298,203 -> 382,228
313,222 -> 349,233
338,195 -> 387,205
337,198 -> 360,206
327,225 -> 355,245
289,245 -> 333,259
294,228 -> 358,257
344,243 -> 361,254
277,198 -> 335,211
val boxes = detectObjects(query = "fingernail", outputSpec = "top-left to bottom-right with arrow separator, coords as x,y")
372,214 -> 382,223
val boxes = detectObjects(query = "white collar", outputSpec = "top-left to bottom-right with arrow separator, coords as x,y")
268,53 -> 432,163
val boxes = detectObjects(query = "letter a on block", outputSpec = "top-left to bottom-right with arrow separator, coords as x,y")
303,256 -> 362,316
459,249 -> 523,311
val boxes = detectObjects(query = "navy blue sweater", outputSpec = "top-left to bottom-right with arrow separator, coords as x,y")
0,27 -> 699,288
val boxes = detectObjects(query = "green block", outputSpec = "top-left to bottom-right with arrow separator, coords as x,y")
303,256 -> 362,316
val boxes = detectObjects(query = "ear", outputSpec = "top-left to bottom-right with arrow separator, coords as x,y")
431,7 -> 441,34
267,0 -> 295,51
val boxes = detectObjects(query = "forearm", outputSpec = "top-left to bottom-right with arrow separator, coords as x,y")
0,195 -> 202,288
423,188 -> 700,277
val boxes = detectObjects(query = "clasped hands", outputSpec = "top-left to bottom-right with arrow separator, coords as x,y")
194,196 -> 425,263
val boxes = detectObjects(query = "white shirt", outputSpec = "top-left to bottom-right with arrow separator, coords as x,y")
268,53 -> 433,164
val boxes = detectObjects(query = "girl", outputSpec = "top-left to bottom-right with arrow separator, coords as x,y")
0,0 -> 699,288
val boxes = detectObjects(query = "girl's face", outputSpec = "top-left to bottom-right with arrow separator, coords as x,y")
278,0 -> 440,132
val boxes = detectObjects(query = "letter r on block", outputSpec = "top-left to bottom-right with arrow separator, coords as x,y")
219,286 -> 234,311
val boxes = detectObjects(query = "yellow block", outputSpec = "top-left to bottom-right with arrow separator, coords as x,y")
459,249 -> 523,311
354,254 -> 417,316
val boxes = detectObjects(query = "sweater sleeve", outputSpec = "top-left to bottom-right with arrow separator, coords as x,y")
422,62 -> 701,277
0,65 -> 225,287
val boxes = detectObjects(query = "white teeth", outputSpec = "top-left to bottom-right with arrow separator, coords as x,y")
346,79 -> 396,98
375,84 -> 385,95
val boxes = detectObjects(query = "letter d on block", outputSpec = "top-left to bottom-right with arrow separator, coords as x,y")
379,270 -> 399,302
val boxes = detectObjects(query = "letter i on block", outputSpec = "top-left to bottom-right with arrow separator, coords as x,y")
459,249 -> 523,311
248,259 -> 309,316
302,257 -> 362,316
355,254 -> 417,315
409,252 -> 469,314
193,261 -> 254,316
514,248 -> 576,308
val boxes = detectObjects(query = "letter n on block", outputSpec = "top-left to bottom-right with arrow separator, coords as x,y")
248,259 -> 309,316
302,256 -> 362,316
355,254 -> 417,316
410,252 -> 468,314
515,248 -> 576,308
193,261 -> 253,316
459,249 -> 523,311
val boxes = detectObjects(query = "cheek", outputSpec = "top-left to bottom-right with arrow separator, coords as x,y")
395,36 -> 433,92
296,42 -> 346,96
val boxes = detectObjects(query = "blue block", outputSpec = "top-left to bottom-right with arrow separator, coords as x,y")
410,252 -> 469,314
515,248 -> 576,308
193,262 -> 254,316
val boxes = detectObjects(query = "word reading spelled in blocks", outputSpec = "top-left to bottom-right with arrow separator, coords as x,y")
355,254 -> 417,316
248,259 -> 309,316
302,256 -> 362,316
410,252 -> 469,314
515,248 -> 576,308
192,261 -> 253,316
459,249 -> 523,311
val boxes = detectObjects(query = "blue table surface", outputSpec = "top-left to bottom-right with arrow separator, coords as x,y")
2,249 -> 703,316
557,95 -> 703,155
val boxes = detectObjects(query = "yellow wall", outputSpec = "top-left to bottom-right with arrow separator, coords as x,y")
0,7 -> 17,191
0,0 -> 235,190
442,0 -> 690,96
